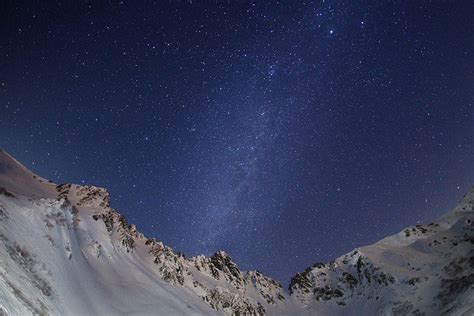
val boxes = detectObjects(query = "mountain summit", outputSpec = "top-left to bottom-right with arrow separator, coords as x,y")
0,149 -> 472,315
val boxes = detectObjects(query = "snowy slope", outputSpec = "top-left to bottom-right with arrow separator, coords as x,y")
0,148 -> 472,315
0,149 -> 288,315
289,189 -> 474,315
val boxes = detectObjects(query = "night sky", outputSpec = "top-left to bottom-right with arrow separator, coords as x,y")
1,1 -> 473,284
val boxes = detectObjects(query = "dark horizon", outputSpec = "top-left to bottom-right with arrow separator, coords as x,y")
1,1 -> 473,283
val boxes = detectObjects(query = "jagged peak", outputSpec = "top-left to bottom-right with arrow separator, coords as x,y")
57,183 -> 109,196
56,183 -> 110,209
212,250 -> 230,258
210,251 -> 239,270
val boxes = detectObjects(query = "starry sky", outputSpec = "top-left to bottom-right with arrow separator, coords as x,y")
1,1 -> 473,284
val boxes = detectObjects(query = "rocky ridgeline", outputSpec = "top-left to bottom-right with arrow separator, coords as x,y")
289,250 -> 395,306
143,240 -> 286,314
146,238 -> 187,285
288,189 -> 474,314
403,223 -> 439,238
51,182 -> 473,315
56,183 -> 110,209
144,235 -> 286,314
245,270 -> 285,305
54,183 -> 285,314
57,183 -> 139,253
92,210 -> 139,253
200,287 -> 265,315
2,150 -> 473,315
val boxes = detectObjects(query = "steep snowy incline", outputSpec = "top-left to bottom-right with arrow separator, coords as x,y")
289,189 -> 474,315
0,149 -> 289,315
0,150 -> 57,199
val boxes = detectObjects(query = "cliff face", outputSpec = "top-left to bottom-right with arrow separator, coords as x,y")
0,148 -> 472,315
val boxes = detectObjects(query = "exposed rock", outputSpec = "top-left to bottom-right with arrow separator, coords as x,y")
0,187 -> 15,198
202,287 -> 265,315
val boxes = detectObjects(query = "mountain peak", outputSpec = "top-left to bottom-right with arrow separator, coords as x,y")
56,183 -> 110,209
0,150 -> 472,315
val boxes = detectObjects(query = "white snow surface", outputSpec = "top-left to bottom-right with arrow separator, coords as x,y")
0,148 -> 472,315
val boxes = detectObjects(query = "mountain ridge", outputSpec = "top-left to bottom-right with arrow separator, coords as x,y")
0,149 -> 472,315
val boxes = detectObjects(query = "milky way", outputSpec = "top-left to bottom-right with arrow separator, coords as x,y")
1,1 -> 473,282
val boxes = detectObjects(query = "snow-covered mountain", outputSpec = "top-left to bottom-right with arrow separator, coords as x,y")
0,148 -> 472,315
288,193 -> 474,315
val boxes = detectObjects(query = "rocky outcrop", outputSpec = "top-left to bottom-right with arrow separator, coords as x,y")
245,270 -> 285,305
0,187 -> 15,198
149,244 -> 285,313
56,183 -> 110,208
146,238 -> 186,285
201,287 -> 265,315
289,251 -> 395,306
210,251 -> 246,288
